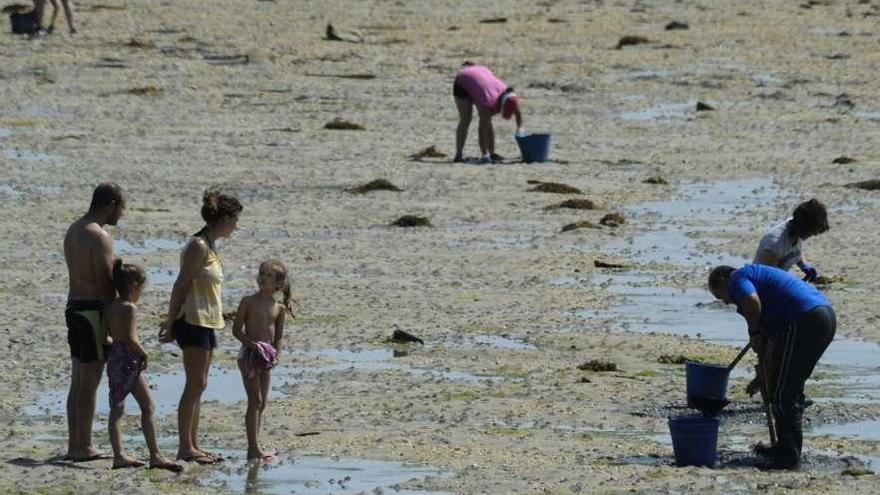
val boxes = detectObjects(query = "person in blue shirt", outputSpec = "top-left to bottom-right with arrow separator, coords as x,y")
708,264 -> 836,470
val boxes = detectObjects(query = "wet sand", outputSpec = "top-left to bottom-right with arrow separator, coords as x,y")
2,0 -> 880,493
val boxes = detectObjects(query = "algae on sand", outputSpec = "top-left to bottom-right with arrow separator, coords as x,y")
528,182 -> 583,194
577,360 -> 618,372
546,199 -> 597,210
561,220 -> 595,232
391,215 -> 432,227
347,179 -> 403,194
324,118 -> 366,130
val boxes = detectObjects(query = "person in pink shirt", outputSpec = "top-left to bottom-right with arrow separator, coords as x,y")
453,63 -> 523,164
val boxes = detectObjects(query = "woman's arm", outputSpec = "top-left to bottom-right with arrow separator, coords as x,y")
160,239 -> 208,342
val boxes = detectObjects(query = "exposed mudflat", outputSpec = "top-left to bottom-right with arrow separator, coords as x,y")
1,0 -> 880,493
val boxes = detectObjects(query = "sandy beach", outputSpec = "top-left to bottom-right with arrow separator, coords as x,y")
1,0 -> 880,493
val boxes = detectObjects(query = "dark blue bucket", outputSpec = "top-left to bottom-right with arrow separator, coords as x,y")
668,415 -> 719,467
515,133 -> 552,163
685,361 -> 729,406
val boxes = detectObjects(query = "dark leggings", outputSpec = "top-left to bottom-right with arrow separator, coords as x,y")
768,305 -> 836,463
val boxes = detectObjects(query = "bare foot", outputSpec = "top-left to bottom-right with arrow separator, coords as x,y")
177,450 -> 217,465
112,455 -> 146,469
149,456 -> 184,473
247,448 -> 277,461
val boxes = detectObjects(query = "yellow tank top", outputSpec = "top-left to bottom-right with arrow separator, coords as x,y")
177,240 -> 224,329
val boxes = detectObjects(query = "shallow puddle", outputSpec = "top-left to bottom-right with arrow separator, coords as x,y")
0,183 -> 23,198
621,101 -> 695,122
4,148 -> 60,161
605,178 -> 785,267
24,347 -> 502,418
586,178 -> 880,444
0,128 -> 13,138
23,364 -> 302,418
608,449 -> 867,474
808,420 -> 880,441
147,266 -> 179,286
114,238 -> 182,255
854,111 -> 880,121
208,451 -> 451,495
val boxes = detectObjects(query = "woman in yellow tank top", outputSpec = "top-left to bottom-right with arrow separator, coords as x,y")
160,190 -> 242,465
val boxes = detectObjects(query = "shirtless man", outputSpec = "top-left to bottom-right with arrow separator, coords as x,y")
63,182 -> 125,461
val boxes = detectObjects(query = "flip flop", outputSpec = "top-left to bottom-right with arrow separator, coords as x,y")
149,460 -> 184,473
71,452 -> 113,463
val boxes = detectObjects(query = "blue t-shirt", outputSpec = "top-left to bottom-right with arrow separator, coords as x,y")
728,264 -> 831,335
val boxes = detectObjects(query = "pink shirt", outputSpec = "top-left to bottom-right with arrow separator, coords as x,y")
455,65 -> 508,110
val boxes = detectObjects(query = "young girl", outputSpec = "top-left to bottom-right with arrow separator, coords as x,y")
232,260 -> 295,461
105,260 -> 182,472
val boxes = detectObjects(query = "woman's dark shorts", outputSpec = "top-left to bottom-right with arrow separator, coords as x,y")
452,81 -> 470,101
173,319 -> 218,350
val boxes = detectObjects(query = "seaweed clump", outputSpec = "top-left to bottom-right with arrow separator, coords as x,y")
577,360 -> 618,372
845,179 -> 880,190
391,215 -> 431,227
410,145 -> 447,160
546,199 -> 596,210
324,118 -> 365,130
643,176 -> 669,185
561,221 -> 594,232
347,179 -> 402,194
599,212 -> 626,227
527,182 -> 583,194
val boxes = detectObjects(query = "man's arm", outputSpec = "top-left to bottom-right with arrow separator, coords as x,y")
92,227 -> 116,300
738,293 -> 764,351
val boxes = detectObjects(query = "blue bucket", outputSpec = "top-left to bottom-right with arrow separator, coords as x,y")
515,133 -> 552,163
685,361 -> 729,406
668,415 -> 719,467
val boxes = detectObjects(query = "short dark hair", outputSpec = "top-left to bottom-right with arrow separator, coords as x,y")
790,199 -> 828,237
89,182 -> 125,211
112,259 -> 146,299
708,265 -> 735,291
201,190 -> 243,224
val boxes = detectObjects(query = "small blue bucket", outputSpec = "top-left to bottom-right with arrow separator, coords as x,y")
685,361 -> 729,406
515,133 -> 552,163
668,415 -> 719,467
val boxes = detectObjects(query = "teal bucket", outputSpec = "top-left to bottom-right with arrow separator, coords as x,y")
515,133 -> 552,163
668,415 -> 719,467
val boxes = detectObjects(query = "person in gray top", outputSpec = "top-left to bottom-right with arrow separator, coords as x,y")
753,199 -> 829,283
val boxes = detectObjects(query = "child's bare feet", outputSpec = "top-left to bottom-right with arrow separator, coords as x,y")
112,455 -> 146,469
149,456 -> 183,472
68,446 -> 110,462
247,447 -> 277,461
177,450 -> 217,465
